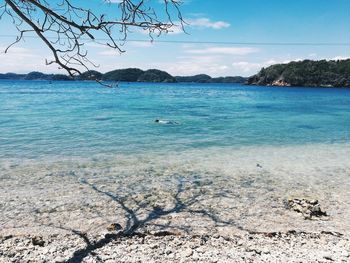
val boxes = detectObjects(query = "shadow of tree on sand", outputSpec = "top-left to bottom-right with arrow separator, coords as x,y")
61,175 -> 244,263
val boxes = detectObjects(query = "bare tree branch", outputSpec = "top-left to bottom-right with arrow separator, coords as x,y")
1,0 -> 185,76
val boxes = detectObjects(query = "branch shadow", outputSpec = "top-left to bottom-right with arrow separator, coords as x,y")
59,175 -> 243,263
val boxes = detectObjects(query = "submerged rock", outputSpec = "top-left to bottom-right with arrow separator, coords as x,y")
285,198 -> 328,220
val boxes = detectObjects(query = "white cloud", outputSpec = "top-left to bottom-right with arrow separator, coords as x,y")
332,56 -> 350,60
0,46 -> 37,58
136,17 -> 230,35
98,49 -> 123,56
231,61 -> 264,73
0,46 -> 59,73
154,61 -> 230,76
186,18 -> 230,29
97,41 -> 155,56
85,42 -> 108,48
231,58 -> 305,74
185,47 -> 259,56
136,24 -> 184,35
167,25 -> 185,35
105,0 -> 122,3
308,53 -> 317,58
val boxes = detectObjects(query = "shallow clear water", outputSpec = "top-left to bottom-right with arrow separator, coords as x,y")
1,81 -> 350,235
1,81 -> 350,159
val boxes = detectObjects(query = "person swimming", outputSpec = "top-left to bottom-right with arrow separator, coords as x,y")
155,119 -> 180,125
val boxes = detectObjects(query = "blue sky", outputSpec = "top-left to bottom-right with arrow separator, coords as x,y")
1,0 -> 350,76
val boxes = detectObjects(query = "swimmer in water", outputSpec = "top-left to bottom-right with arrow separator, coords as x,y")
155,119 -> 180,125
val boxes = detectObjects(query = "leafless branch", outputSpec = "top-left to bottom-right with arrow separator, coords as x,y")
1,0 -> 185,76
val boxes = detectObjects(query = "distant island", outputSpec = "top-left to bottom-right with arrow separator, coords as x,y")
0,72 -> 72,81
248,59 -> 350,87
0,68 -> 247,84
3,59 -> 350,87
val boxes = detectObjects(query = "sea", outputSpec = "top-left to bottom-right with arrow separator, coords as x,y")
1,80 -> 350,234
1,81 -> 350,158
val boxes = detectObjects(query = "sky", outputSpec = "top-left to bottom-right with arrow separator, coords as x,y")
0,0 -> 350,77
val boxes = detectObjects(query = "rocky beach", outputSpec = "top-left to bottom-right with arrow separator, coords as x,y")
1,145 -> 350,262
1,230 -> 349,262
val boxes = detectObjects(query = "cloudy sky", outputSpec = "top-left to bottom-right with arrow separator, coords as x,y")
1,0 -> 350,76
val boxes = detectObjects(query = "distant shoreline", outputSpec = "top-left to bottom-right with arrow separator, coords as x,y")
3,59 -> 350,88
0,69 -> 247,84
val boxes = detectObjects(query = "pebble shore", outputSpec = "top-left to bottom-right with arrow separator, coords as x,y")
1,147 -> 350,262
1,231 -> 349,263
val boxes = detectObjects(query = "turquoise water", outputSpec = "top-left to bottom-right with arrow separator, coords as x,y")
2,80 -> 350,236
1,80 -> 350,159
